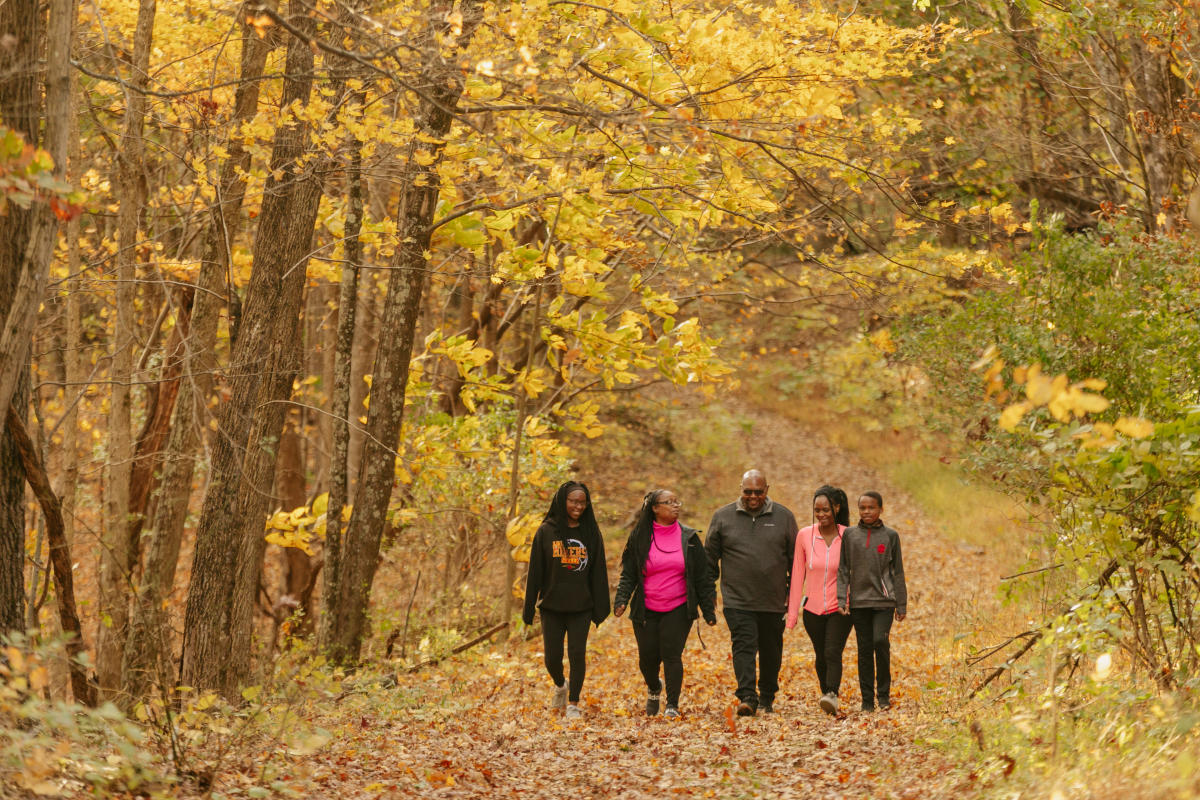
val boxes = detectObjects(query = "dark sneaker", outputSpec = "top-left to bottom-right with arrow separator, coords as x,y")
879,699 -> 892,710
646,695 -> 661,716
761,702 -> 775,714
819,692 -> 839,715
861,702 -> 876,712
664,706 -> 680,719
736,701 -> 757,717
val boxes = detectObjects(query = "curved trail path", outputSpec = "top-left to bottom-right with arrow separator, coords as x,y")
311,403 -> 996,799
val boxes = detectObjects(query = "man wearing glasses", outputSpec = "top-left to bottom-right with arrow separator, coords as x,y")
705,469 -> 798,716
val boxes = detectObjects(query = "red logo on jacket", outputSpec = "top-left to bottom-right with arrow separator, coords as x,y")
877,544 -> 886,553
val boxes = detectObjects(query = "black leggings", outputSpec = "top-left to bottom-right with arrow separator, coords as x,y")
802,609 -> 853,696
540,609 -> 592,703
632,603 -> 692,706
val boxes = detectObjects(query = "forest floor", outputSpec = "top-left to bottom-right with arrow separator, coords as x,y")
276,398 -> 1009,800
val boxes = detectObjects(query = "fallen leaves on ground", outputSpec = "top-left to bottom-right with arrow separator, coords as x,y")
273,403 -> 996,799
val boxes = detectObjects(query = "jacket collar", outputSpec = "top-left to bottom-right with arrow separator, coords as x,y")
736,497 -> 774,516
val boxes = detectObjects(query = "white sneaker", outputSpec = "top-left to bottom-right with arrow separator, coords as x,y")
819,692 -> 839,715
551,683 -> 568,710
565,704 -> 583,719
664,706 -> 680,719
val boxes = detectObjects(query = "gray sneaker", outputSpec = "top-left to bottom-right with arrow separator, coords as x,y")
664,705 -> 680,719
551,683 -> 568,710
819,692 -> 839,715
565,704 -> 583,719
645,695 -> 661,716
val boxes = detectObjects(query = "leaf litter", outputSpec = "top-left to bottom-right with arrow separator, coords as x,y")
285,402 -> 994,799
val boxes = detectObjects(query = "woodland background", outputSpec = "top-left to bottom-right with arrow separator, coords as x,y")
2,0 -> 1200,797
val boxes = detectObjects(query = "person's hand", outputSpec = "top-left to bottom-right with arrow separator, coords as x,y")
838,606 -> 850,616
614,604 -> 626,617
895,610 -> 906,622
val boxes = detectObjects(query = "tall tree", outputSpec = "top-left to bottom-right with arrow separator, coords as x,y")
326,0 -> 485,664
120,15 -> 277,702
96,0 -> 157,697
180,0 -> 326,696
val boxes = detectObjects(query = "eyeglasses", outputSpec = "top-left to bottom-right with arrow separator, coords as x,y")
655,498 -> 682,507
741,488 -> 766,496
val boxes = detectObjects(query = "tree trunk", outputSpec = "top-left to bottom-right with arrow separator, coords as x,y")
319,134 -> 365,650
5,407 -> 96,705
121,16 -> 274,703
125,288 -> 191,568
181,0 -> 324,696
97,0 -> 157,698
328,4 -> 482,664
275,415 -> 314,636
0,0 -> 55,636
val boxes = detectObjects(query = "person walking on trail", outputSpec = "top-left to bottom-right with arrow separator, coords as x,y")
705,469 -> 798,716
837,491 -> 908,712
614,489 -> 717,719
786,485 -> 853,716
523,481 -> 611,720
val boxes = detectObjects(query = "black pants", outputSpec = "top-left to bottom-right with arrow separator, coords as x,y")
723,607 -> 785,707
802,609 -> 853,696
851,607 -> 894,706
632,603 -> 692,706
541,609 -> 592,703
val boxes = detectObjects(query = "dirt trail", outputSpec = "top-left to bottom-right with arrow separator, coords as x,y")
308,402 -> 989,799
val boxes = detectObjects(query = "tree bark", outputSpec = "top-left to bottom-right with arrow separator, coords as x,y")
5,407 -> 96,706
121,15 -> 275,703
319,135 -> 365,651
0,0 -> 59,636
181,0 -> 324,696
97,0 -> 157,698
328,3 -> 482,664
275,415 -> 314,636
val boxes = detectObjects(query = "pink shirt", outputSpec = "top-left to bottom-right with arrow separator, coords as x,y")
786,523 -> 846,626
643,521 -> 687,612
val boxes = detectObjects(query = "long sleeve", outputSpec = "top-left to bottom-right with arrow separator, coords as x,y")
692,533 -> 717,624
522,527 -> 547,625
891,533 -> 907,614
613,533 -> 640,609
589,528 -> 611,625
836,537 -> 851,611
704,515 -> 723,583
786,533 -> 808,629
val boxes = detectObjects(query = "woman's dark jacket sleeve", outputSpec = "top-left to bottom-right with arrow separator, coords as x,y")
589,528 -> 611,626
689,531 -> 717,624
522,523 -> 549,626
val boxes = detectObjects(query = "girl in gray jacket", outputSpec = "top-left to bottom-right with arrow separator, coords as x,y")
836,491 -> 907,711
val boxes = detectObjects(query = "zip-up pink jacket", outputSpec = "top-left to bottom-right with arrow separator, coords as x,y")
785,523 -> 846,628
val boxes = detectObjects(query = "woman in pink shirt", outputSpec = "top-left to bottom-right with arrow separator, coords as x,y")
614,489 -> 717,718
785,485 -> 851,715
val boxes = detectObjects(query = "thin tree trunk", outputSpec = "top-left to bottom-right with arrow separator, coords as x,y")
5,407 -> 96,706
97,0 -> 157,698
126,288 -> 191,568
319,134 -> 365,651
182,0 -> 324,696
275,415 -> 314,636
121,16 -> 274,703
329,4 -> 483,664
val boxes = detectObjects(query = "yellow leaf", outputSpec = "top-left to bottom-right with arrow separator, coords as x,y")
1114,416 -> 1154,438
999,402 -> 1030,431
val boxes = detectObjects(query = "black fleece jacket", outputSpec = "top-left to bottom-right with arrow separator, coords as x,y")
613,524 -> 717,625
522,520 -> 611,626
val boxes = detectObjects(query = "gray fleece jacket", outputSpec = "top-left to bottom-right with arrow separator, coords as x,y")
705,498 -> 798,613
837,522 -> 907,614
